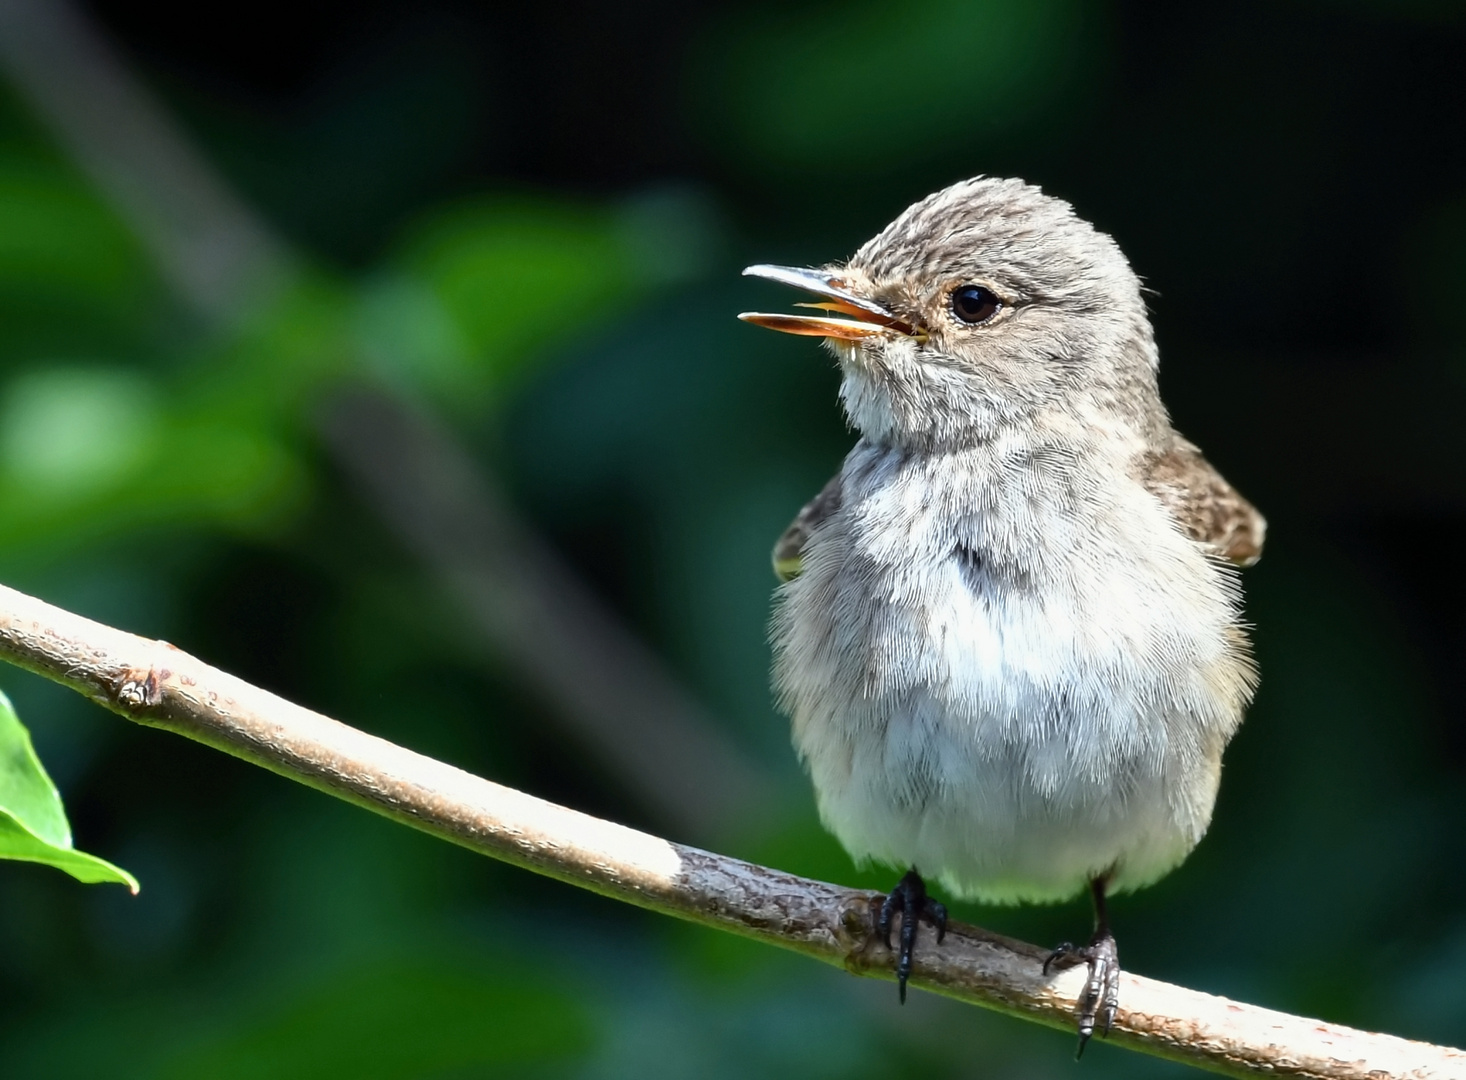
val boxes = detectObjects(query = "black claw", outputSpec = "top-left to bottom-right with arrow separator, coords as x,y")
1042,941 -> 1076,977
878,869 -> 947,1004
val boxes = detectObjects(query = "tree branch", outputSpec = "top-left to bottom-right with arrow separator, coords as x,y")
0,583 -> 1458,1079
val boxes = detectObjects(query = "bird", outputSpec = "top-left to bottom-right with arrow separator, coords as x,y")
738,176 -> 1263,1051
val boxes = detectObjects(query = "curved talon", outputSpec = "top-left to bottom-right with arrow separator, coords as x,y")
1042,941 -> 1076,976
877,891 -> 897,950
878,869 -> 947,1004
1044,932 -> 1120,1057
1042,877 -> 1121,1055
1075,931 -> 1120,1056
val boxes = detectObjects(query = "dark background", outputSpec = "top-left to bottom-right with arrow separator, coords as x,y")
0,1 -> 1463,1076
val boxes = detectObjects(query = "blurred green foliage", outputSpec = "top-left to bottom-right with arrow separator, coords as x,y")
0,1 -> 1462,1078
698,0 -> 1095,174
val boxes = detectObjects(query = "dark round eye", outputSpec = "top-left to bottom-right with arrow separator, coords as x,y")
951,284 -> 1001,325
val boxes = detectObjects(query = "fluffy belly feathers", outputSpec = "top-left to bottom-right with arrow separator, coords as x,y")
771,460 -> 1248,904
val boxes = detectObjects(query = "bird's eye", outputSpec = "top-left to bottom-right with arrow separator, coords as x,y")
951,285 -> 1001,325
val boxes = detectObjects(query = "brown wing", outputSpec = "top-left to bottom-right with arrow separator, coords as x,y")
1142,438 -> 1266,567
773,473 -> 842,582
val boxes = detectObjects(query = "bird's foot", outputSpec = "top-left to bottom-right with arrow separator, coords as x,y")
1043,930 -> 1120,1057
877,868 -> 947,1004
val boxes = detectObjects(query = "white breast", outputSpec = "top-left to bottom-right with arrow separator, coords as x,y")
772,439 -> 1250,904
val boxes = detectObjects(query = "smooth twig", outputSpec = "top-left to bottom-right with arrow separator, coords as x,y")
0,581 -> 1459,1080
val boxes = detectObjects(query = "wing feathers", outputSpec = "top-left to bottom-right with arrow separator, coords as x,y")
1142,439 -> 1266,567
773,473 -> 842,582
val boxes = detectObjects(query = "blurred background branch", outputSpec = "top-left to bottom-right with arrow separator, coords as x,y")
0,0 -> 287,319
0,0 -> 770,843
316,387 -> 772,835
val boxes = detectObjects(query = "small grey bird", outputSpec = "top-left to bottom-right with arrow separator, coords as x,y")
739,177 -> 1263,1049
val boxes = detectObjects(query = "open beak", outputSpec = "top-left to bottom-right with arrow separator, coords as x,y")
737,264 -> 924,342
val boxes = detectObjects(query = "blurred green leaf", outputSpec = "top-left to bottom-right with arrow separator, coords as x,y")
0,364 -> 307,557
406,199 -> 634,381
0,162 -> 155,299
0,156 -> 165,350
390,194 -> 709,402
0,687 -> 137,891
0,367 -> 160,496
200,273 -> 358,416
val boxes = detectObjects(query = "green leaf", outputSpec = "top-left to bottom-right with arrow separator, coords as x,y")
0,688 -> 138,891
389,196 -> 677,401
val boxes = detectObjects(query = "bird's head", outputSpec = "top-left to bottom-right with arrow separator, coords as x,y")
740,177 -> 1161,450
